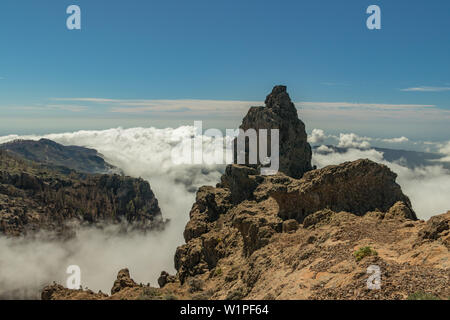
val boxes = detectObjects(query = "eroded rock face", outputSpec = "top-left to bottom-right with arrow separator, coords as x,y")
419,211 -> 450,248
269,159 -> 417,222
234,85 -> 313,178
0,150 -> 164,236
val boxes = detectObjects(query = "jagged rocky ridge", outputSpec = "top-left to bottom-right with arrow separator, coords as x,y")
41,86 -> 449,300
0,148 -> 164,236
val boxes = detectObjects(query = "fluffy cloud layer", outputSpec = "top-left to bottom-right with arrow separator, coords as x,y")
307,128 -> 327,144
337,133 -> 372,149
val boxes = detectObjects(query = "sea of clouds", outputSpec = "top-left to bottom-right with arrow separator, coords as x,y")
0,126 -> 449,298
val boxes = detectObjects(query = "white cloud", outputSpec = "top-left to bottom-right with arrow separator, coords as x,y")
437,141 -> 450,163
381,136 -> 409,143
42,98 -> 450,132
301,101 -> 435,110
316,145 -> 334,153
50,98 -> 262,115
308,128 -> 327,144
438,141 -> 450,155
14,105 -> 89,113
315,130 -> 410,146
401,86 -> 450,92
337,133 -> 371,149
50,97 -> 440,114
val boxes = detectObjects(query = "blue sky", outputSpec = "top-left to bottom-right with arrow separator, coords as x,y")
0,0 -> 449,141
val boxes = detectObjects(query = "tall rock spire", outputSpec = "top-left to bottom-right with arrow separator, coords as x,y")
235,85 -> 313,178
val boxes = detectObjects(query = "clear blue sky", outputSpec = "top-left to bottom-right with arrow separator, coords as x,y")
0,0 -> 449,140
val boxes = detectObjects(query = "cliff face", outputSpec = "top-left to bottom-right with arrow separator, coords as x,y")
0,150 -> 163,236
235,85 -> 313,178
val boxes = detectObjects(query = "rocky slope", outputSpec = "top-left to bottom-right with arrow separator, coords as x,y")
41,86 -> 449,300
43,208 -> 450,300
0,149 -> 164,236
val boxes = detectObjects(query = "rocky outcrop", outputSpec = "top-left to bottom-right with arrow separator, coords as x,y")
234,85 -> 313,178
419,211 -> 450,248
174,159 -> 416,283
158,271 -> 177,288
0,150 -> 164,236
111,269 -> 139,294
42,268 -> 186,300
268,159 -> 416,222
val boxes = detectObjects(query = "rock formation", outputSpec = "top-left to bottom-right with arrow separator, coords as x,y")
234,85 -> 313,178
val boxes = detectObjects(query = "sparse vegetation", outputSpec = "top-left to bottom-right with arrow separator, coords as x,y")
163,293 -> 178,300
138,287 -> 163,300
214,268 -> 223,277
353,246 -> 378,261
407,291 -> 440,300
192,290 -> 214,300
226,288 -> 245,300
188,278 -> 204,293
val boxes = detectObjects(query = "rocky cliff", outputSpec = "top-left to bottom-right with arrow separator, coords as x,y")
41,86 -> 449,300
0,149 -> 164,236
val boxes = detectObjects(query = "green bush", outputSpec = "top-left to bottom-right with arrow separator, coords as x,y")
407,292 -> 440,300
353,246 -> 378,261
